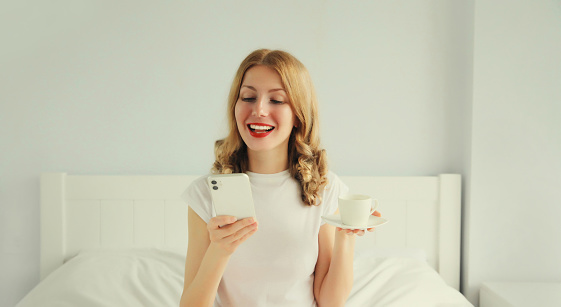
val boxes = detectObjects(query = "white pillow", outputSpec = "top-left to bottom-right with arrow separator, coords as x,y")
17,248 -> 186,307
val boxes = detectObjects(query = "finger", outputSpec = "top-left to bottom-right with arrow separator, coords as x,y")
223,217 -> 257,238
231,217 -> 257,233
227,221 -> 258,243
367,227 -> 376,232
210,217 -> 254,242
372,211 -> 381,217
233,223 -> 258,244
219,217 -> 256,234
357,230 -> 365,236
208,217 -> 238,241
208,216 -> 237,230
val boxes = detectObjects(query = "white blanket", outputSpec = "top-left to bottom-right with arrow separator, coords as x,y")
17,248 -> 472,307
349,257 -> 472,307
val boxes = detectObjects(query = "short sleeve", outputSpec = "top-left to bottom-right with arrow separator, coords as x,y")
320,171 -> 349,225
180,175 -> 214,223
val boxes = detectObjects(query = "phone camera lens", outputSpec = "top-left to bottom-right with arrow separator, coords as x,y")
211,180 -> 217,184
213,186 -> 218,190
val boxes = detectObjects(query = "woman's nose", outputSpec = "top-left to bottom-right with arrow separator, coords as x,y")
251,98 -> 269,117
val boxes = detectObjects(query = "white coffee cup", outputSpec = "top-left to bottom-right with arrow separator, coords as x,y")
338,194 -> 379,227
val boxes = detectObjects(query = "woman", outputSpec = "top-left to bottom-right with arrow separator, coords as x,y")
179,49 -> 379,307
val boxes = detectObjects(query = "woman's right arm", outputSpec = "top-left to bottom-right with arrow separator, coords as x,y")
179,207 -> 258,307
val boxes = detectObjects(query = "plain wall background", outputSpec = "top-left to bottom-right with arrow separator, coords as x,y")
0,1 -> 558,306
463,0 -> 561,304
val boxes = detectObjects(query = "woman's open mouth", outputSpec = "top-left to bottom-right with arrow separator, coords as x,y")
248,123 -> 275,138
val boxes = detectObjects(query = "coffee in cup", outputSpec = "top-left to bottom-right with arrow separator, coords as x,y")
338,194 -> 379,227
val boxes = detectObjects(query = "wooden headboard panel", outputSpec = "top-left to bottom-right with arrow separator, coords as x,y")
40,173 -> 461,289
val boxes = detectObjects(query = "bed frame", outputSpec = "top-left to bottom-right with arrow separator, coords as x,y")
40,173 -> 462,290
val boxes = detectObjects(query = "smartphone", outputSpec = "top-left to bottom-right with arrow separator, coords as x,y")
207,173 -> 256,220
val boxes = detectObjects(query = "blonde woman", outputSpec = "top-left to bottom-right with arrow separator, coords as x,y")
179,49 -> 380,307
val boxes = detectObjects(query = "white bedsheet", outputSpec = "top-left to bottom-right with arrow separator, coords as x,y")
349,256 -> 472,307
17,248 -> 472,307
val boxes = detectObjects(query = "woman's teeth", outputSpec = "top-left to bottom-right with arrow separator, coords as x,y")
249,124 -> 274,132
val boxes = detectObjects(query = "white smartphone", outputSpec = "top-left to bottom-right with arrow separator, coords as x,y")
207,173 -> 256,220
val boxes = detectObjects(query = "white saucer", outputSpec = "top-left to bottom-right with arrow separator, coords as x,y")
321,214 -> 389,230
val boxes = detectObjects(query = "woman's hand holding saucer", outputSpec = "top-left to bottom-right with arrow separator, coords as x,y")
336,210 -> 382,236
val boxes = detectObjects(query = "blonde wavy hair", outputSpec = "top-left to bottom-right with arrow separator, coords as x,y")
212,49 -> 328,206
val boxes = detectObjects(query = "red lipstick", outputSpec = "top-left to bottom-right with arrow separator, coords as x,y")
247,123 -> 275,138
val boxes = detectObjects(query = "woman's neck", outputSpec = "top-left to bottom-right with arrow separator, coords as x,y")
247,148 -> 289,174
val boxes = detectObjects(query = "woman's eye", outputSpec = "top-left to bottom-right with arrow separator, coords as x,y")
241,97 -> 284,104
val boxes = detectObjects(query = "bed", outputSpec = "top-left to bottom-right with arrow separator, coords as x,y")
17,173 -> 472,306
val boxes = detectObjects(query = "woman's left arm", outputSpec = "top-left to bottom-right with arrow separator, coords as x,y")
314,210 -> 381,307
313,222 -> 355,307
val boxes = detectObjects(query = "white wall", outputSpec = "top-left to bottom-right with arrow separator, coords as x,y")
464,0 -> 561,304
2,1 -> 472,306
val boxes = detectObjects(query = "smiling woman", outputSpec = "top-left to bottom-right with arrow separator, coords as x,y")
178,49 -> 367,307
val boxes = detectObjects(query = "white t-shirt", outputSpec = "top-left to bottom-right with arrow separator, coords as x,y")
181,170 -> 348,307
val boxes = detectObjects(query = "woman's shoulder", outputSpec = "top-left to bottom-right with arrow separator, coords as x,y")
192,174 -> 211,185
186,174 -> 211,190
180,174 -> 215,219
320,171 -> 348,200
324,170 -> 344,189
181,174 -> 213,200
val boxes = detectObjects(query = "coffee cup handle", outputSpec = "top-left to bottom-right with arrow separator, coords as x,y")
370,199 -> 379,214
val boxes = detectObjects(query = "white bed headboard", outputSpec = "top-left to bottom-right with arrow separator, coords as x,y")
40,173 -> 461,289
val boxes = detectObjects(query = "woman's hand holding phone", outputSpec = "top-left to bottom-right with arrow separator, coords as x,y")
207,215 -> 258,256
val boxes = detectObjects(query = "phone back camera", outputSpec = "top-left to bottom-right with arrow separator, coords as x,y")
213,186 -> 218,190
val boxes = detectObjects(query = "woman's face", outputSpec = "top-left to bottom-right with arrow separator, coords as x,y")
235,65 -> 296,154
